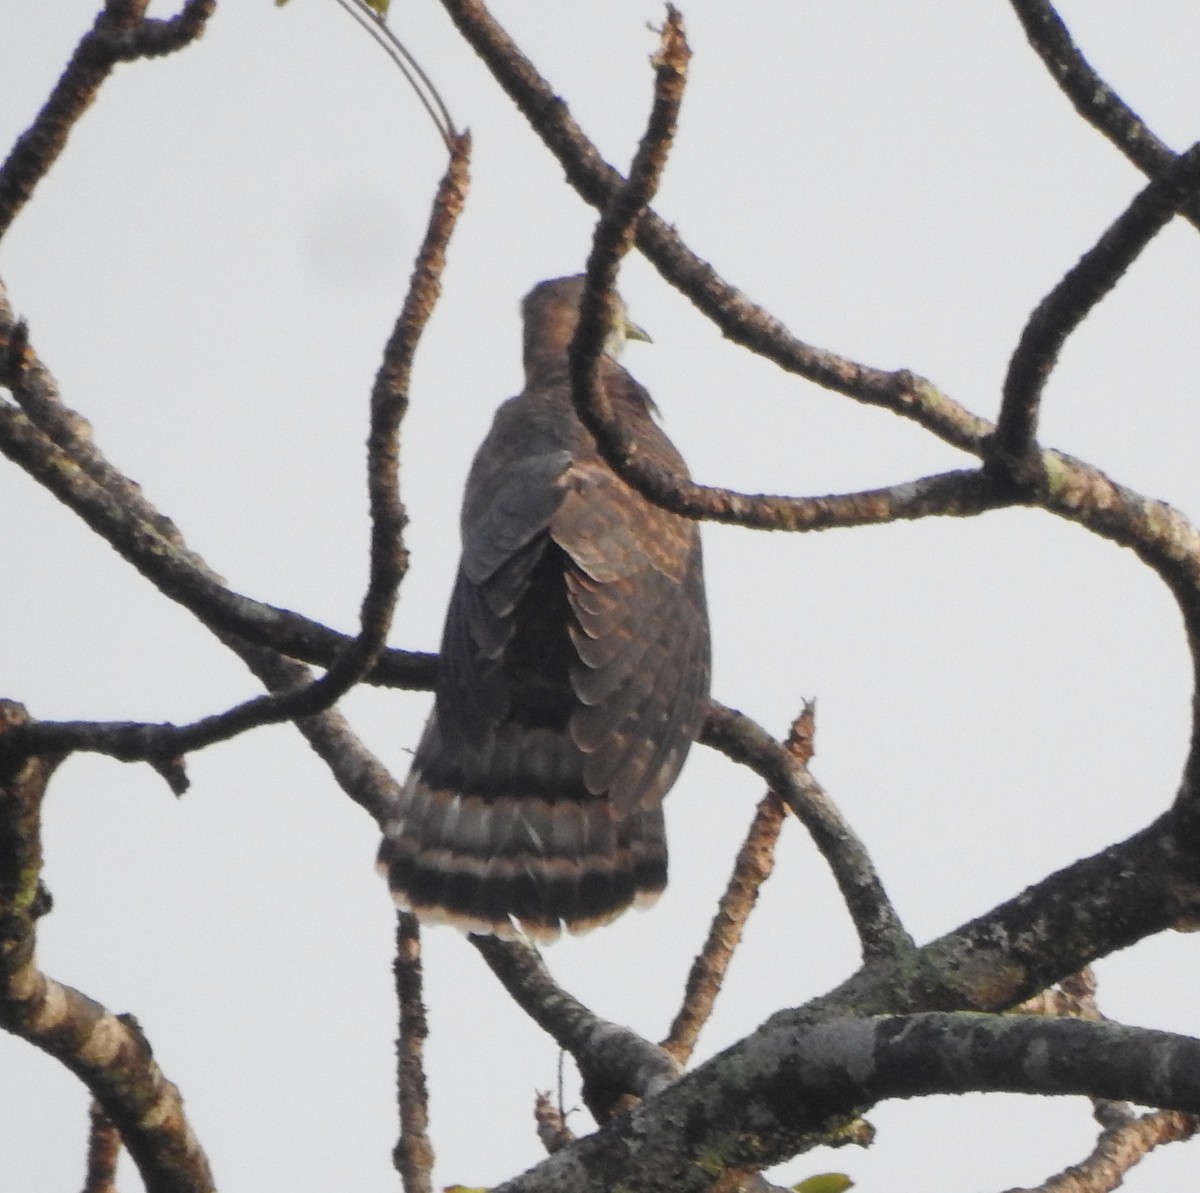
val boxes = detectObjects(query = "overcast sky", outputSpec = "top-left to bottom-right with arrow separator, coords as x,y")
3,2 -> 1200,1191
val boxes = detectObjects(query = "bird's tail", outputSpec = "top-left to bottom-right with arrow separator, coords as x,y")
376,775 -> 667,942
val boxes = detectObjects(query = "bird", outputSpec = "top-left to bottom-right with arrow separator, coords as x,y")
377,275 -> 710,942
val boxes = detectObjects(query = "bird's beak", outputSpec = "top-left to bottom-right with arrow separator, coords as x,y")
624,317 -> 652,344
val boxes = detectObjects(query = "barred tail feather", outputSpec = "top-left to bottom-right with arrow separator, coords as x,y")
376,773 -> 667,943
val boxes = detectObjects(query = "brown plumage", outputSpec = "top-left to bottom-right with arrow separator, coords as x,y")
377,276 -> 710,941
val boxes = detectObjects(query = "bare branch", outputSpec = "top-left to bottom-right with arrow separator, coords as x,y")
495,1013 -> 1200,1193
994,142 -> 1200,468
574,3 -> 688,355
999,1107 -> 1200,1193
0,325 -> 409,829
437,0 -> 993,455
1009,0 -> 1200,234
0,138 -> 469,788
701,702 -> 912,963
393,912 -> 434,1193
662,786 -> 787,1066
1029,454 -> 1200,824
833,816 -> 1200,1017
83,1101 -> 121,1193
0,283 -> 437,695
661,707 -> 811,1064
568,3 -> 686,491
1009,969 -> 1200,1192
469,934 -> 680,1122
333,130 -> 469,694
0,701 -> 215,1193
0,0 -> 215,239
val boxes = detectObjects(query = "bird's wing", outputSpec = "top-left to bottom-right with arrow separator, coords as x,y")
553,458 -> 710,816
433,397 -> 575,754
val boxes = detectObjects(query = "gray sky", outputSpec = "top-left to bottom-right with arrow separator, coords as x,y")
3,2 -> 1200,1190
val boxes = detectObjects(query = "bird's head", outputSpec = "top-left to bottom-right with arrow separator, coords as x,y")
521,275 -> 650,369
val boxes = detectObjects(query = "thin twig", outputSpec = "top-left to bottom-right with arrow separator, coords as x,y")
306,129 -> 470,701
569,3 -> 690,500
393,912 -> 434,1193
661,706 -> 812,1064
663,793 -> 785,1064
334,0 -> 458,148
574,3 -> 689,361
534,1091 -> 577,1154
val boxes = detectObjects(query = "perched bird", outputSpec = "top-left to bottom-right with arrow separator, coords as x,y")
378,276 -> 710,941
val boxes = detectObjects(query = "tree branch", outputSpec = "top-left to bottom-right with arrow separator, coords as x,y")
83,1100 -> 122,1193
572,2 -> 688,386
830,815 -> 1200,1017
469,934 -> 681,1122
0,282 -> 437,696
661,706 -> 806,1064
437,0 -> 1000,460
0,136 -> 468,793
393,912 -> 434,1193
496,1012 -> 1200,1193
0,701 -> 215,1193
0,0 -> 216,239
701,702 -> 912,963
994,142 -> 1200,468
1001,1107 -> 1200,1193
1009,0 -> 1200,233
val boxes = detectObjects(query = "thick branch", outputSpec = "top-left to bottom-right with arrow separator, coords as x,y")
833,815 -> 1200,1017
497,1013 -> 1200,1193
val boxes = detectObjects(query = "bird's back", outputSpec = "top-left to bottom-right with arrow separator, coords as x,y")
378,278 -> 710,940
